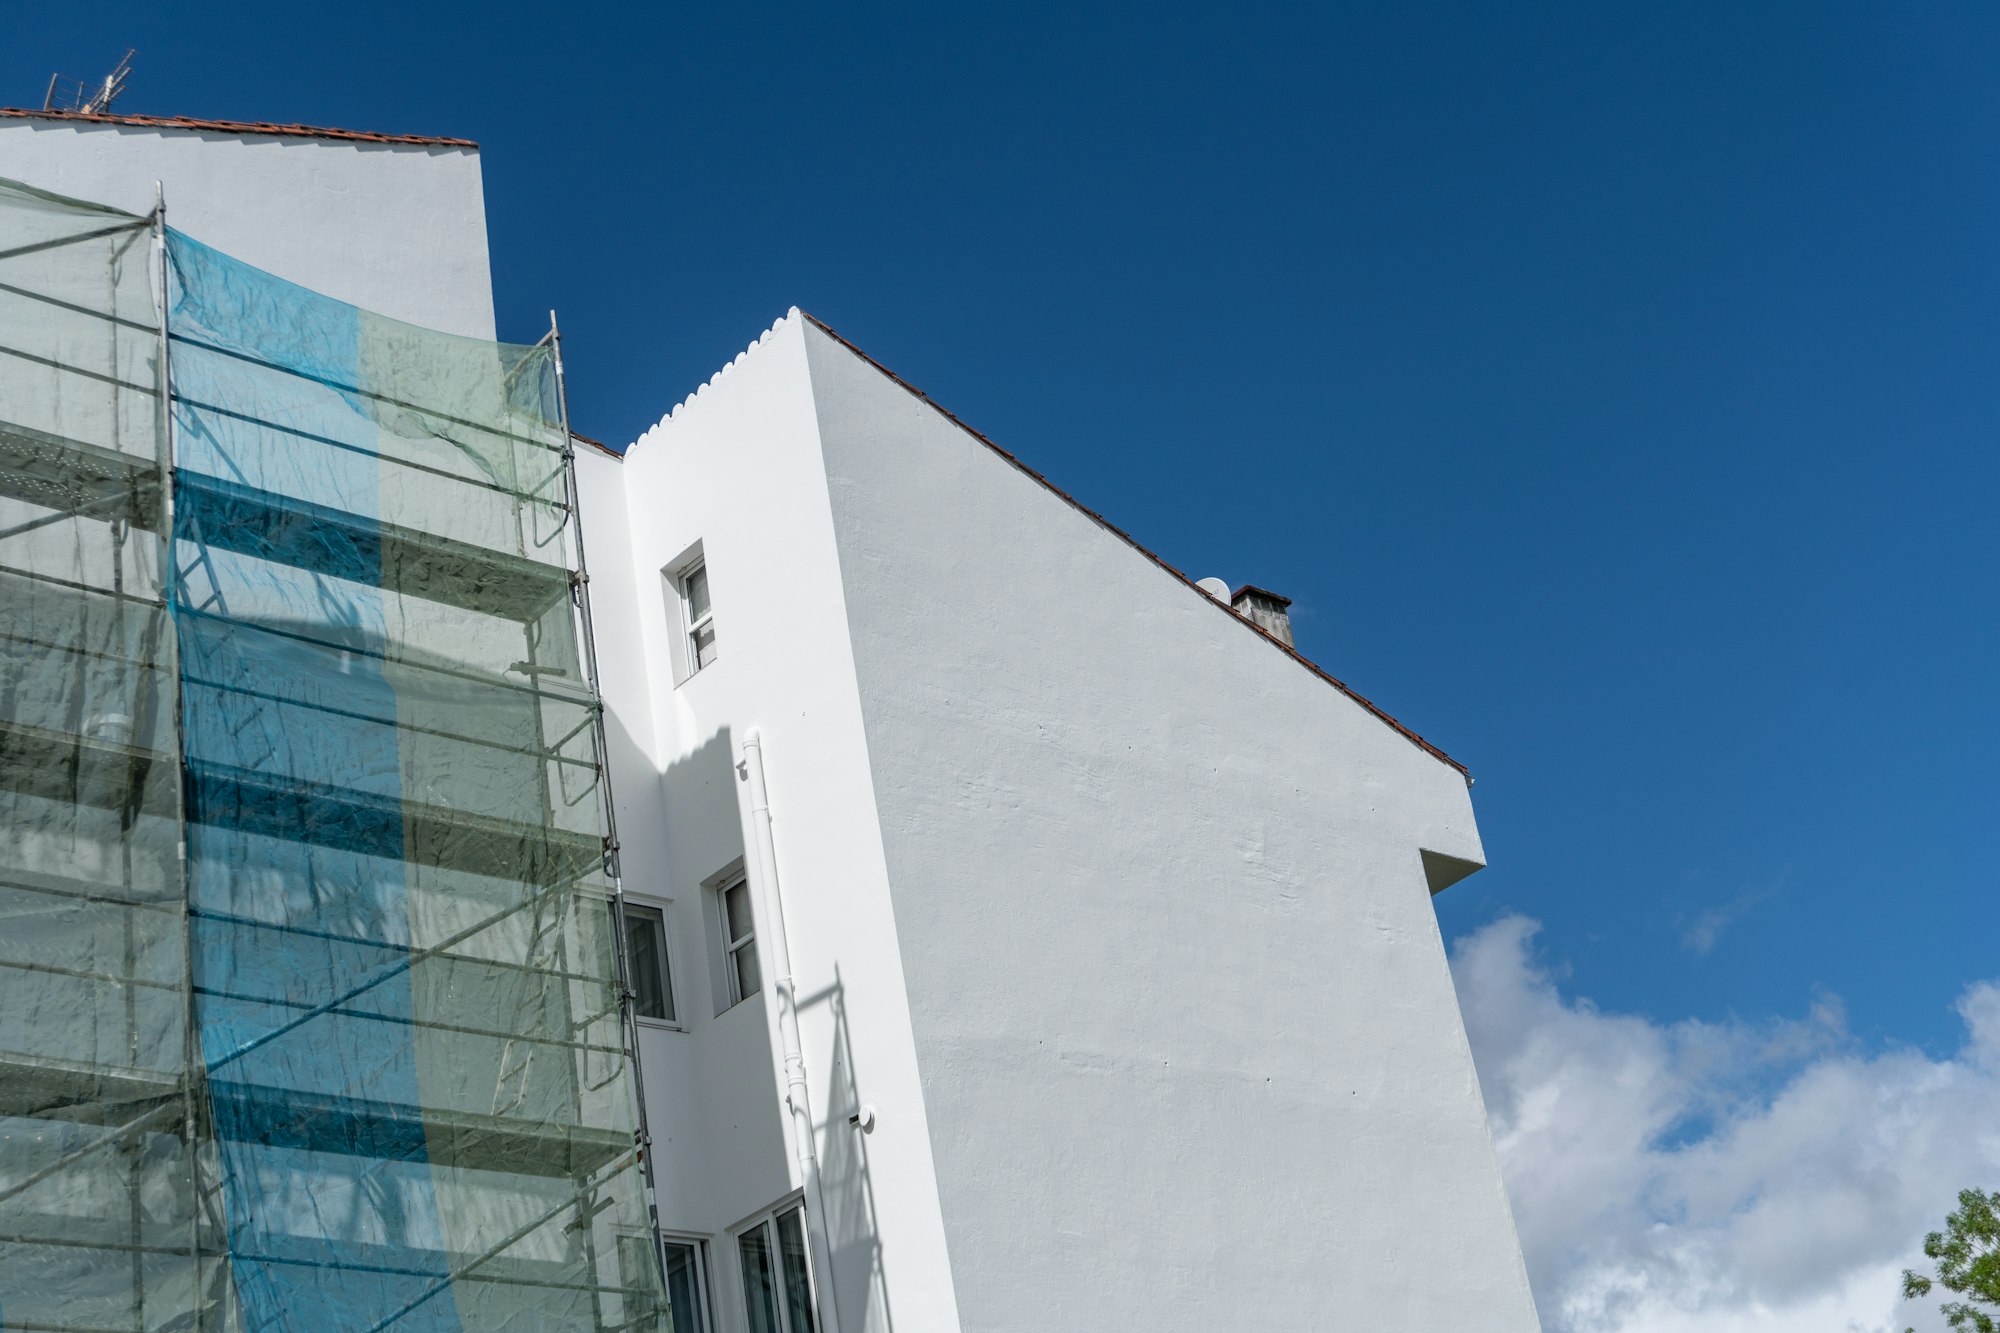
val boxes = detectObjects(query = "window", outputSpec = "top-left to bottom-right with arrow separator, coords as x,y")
620,1232 -> 713,1333
735,1203 -> 820,1333
663,1236 -> 714,1333
720,875 -> 760,1006
623,902 -> 678,1026
675,556 -> 716,679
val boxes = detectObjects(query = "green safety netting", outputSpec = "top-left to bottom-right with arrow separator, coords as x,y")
0,176 -> 669,1331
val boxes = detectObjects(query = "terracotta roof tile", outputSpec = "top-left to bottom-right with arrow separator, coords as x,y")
571,430 -> 622,460
0,108 -> 476,149
800,313 -> 1471,782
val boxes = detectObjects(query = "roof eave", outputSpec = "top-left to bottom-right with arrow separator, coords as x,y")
0,108 -> 477,150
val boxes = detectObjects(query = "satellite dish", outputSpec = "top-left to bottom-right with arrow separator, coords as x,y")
1196,577 -> 1230,601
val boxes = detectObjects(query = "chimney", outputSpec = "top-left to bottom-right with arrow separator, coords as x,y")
1229,584 -> 1295,649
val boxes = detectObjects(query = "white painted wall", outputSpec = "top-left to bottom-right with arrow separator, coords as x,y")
0,119 -> 495,338
801,322 -> 1542,1332
603,315 -> 965,1333
0,114 -> 1537,1327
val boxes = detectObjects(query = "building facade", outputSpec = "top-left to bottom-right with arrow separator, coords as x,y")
0,110 -> 1539,1332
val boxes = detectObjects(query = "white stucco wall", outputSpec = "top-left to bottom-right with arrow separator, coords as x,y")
801,322 -> 1541,1332
0,118 -> 494,337
603,315 -> 965,1333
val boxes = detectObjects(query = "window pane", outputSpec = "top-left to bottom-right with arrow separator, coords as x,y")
732,939 -> 761,999
776,1206 -> 820,1333
693,622 -> 717,668
685,564 -> 710,621
724,881 -> 753,943
738,1224 -> 782,1333
624,905 -> 672,1022
662,1240 -> 708,1333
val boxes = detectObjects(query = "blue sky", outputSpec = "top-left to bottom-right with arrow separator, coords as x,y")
8,6 -> 1995,1323
17,0 -> 1990,1069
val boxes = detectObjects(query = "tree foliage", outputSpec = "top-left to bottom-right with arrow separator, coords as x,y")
1905,1188 -> 2000,1333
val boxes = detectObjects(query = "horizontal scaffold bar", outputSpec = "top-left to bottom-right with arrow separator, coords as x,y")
0,420 -> 576,623
202,1079 -> 633,1178
184,758 -> 604,884
170,332 -> 567,459
0,723 -> 599,879
0,419 -> 158,529
0,1052 -> 185,1126
175,470 -> 572,623
0,1051 -> 632,1179
0,718 -> 176,817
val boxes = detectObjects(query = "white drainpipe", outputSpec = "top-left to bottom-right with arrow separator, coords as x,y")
740,728 -> 843,1333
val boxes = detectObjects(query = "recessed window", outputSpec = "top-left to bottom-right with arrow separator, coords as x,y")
622,902 -> 677,1026
620,1232 -> 713,1333
736,1203 -> 820,1333
720,875 -> 760,1006
673,556 -> 716,680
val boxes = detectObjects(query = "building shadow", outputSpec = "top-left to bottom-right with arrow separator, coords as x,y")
651,725 -> 892,1331
798,965 -> 896,1333
653,727 -> 792,1295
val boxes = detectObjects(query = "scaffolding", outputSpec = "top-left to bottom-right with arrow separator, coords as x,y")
0,176 -> 670,1331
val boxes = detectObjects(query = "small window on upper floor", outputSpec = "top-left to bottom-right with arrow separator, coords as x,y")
683,562 -> 716,668
720,873 -> 760,1007
666,546 -> 716,685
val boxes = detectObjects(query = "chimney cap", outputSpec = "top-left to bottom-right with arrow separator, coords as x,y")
1230,583 -> 1293,608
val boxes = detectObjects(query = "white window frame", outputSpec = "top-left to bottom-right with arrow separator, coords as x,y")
718,872 -> 758,1008
658,1231 -> 716,1333
619,1229 -> 715,1333
621,896 -> 683,1031
729,1198 -> 823,1333
666,544 -> 716,685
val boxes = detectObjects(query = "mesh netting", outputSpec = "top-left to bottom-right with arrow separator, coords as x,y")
0,175 -> 668,1332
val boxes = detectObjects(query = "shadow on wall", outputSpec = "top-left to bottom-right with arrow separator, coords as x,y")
800,965 -> 896,1333
651,732 -> 782,1254
656,726 -> 900,1330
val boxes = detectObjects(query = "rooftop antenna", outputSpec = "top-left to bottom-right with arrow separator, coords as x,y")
44,49 -> 135,115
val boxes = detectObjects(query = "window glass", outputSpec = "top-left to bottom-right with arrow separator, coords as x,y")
776,1206 -> 819,1333
720,877 -> 759,1004
738,1225 -> 782,1333
624,904 -> 673,1023
684,564 -> 711,621
670,556 -> 717,682
732,936 -> 761,1001
662,1239 -> 709,1333
723,881 -> 753,942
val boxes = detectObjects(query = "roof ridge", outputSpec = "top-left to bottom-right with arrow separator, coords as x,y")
0,108 -> 476,149
796,311 -> 1472,783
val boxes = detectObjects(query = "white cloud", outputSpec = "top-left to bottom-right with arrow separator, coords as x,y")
1450,917 -> 2000,1333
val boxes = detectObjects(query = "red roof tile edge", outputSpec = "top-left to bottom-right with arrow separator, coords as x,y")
0,108 -> 477,149
570,430 -> 622,459
799,312 -> 1471,783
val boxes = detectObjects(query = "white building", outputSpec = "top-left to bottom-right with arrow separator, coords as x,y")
0,108 -> 1540,1333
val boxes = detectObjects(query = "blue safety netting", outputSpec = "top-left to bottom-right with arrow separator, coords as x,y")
0,176 -> 668,1331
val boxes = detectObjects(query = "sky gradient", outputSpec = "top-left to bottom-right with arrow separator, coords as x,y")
8,5 -> 1996,1327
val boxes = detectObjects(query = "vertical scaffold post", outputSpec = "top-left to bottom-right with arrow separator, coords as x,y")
155,181 -> 206,1333
546,311 -> 670,1267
